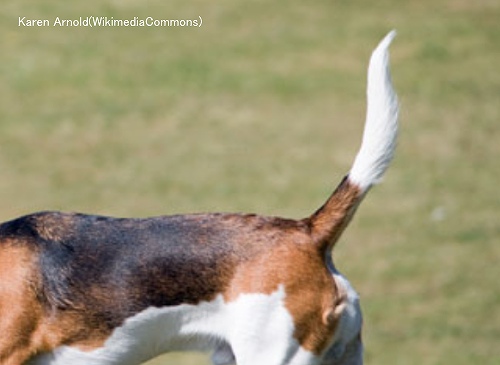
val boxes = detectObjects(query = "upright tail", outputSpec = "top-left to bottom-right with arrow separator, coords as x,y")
309,31 -> 399,250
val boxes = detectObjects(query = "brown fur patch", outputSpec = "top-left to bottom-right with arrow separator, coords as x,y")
0,236 -> 110,360
0,241 -> 43,364
31,212 -> 77,242
31,313 -> 110,353
283,253 -> 341,353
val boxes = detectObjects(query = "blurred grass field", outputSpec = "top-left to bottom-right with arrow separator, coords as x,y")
1,0 -> 499,364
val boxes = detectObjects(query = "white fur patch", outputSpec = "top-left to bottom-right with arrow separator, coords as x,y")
27,286 -> 316,365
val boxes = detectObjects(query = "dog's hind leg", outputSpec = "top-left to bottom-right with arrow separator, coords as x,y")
233,345 -> 319,365
211,343 -> 236,365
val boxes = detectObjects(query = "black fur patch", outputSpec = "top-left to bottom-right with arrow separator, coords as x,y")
0,212 -> 242,331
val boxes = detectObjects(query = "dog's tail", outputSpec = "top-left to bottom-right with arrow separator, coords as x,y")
309,31 -> 399,251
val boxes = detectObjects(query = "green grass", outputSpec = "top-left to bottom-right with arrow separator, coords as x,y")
1,1 -> 499,364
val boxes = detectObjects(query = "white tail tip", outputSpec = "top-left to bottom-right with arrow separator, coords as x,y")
348,30 -> 399,192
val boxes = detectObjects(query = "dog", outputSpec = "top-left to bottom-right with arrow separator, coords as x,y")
0,31 -> 398,365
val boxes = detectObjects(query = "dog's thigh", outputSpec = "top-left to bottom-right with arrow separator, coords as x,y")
320,336 -> 363,365
213,341 -> 317,365
336,337 -> 363,365
229,325 -> 319,365
211,342 -> 236,365
231,342 -> 319,365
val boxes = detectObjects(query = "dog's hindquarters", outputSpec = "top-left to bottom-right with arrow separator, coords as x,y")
219,31 -> 400,365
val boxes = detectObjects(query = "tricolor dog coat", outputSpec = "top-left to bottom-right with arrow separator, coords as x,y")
0,31 -> 398,365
